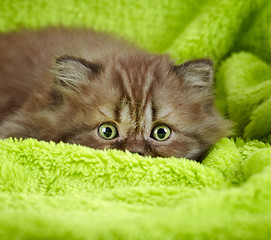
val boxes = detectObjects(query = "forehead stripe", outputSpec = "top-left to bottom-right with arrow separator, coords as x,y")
115,63 -> 134,101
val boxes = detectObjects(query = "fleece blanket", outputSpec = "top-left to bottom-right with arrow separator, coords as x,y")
0,0 -> 271,239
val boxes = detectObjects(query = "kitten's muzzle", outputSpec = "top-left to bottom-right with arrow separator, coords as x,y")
129,150 -> 144,156
119,140 -> 147,156
126,145 -> 145,156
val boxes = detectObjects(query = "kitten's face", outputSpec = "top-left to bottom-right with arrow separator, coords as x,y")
17,53 -> 231,160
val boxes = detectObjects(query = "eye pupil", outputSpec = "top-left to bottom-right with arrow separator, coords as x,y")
157,128 -> 166,139
102,127 -> 113,138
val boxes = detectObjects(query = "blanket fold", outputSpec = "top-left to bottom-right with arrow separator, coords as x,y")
0,0 -> 271,239
0,138 -> 271,239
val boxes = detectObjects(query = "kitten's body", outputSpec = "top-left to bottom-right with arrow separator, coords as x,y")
0,27 -> 232,160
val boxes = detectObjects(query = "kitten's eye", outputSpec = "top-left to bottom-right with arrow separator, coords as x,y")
151,125 -> 171,141
98,124 -> 118,140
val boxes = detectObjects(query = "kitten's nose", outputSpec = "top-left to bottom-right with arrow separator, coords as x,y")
121,138 -> 147,156
125,144 -> 146,156
130,150 -> 144,156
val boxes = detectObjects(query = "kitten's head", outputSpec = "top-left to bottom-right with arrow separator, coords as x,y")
24,52 -> 232,160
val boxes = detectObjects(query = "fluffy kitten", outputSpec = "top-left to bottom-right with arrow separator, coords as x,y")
0,27 -> 232,160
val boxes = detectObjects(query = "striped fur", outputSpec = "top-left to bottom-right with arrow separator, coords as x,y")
0,28 -> 232,160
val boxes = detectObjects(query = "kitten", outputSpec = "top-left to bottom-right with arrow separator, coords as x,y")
0,27 -> 232,160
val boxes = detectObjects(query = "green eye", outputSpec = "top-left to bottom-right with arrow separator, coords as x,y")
151,125 -> 171,141
98,124 -> 118,140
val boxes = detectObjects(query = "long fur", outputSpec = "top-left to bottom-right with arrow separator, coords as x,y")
0,27 -> 232,160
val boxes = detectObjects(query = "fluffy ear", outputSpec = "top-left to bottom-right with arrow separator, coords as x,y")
173,59 -> 214,89
52,55 -> 103,91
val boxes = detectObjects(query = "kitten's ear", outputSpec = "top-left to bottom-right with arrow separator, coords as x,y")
173,59 -> 213,89
53,55 -> 102,91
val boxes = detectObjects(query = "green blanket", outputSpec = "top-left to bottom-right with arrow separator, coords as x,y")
0,0 -> 271,239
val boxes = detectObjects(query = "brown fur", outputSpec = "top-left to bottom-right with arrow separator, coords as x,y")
0,27 -> 232,160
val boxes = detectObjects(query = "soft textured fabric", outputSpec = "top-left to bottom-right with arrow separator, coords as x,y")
0,0 -> 271,239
